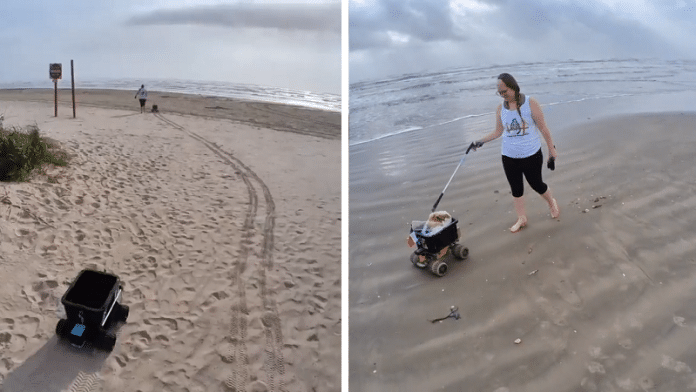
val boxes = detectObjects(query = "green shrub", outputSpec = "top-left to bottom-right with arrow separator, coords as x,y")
0,125 -> 69,182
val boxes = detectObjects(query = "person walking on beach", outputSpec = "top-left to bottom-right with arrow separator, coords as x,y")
470,73 -> 559,233
134,84 -> 148,113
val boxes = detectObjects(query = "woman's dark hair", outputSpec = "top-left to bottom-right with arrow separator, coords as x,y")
498,73 -> 525,127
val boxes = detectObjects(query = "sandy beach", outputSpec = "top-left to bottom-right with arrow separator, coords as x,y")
350,94 -> 696,390
0,89 -> 341,392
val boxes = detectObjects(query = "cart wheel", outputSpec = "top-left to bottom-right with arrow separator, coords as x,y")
100,333 -> 117,352
118,304 -> 129,322
56,319 -> 68,338
452,244 -> 469,260
410,252 -> 427,268
431,260 -> 448,277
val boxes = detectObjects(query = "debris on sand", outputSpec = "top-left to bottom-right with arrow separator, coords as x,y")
429,306 -> 461,323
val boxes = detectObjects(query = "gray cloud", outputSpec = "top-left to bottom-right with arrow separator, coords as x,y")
350,0 -> 466,50
127,3 -> 340,34
0,1 -> 340,94
488,1 -> 678,55
350,0 -> 693,82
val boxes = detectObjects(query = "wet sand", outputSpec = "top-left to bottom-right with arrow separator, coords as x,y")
349,94 -> 696,391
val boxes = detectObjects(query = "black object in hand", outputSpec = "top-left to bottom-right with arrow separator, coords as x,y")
547,157 -> 555,171
466,141 -> 484,154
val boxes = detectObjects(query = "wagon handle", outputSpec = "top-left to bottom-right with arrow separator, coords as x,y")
433,142 -> 480,213
102,287 -> 122,327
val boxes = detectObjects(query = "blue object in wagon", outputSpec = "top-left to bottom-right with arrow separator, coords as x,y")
71,324 -> 86,337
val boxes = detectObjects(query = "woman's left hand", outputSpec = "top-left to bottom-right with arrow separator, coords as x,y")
549,144 -> 558,160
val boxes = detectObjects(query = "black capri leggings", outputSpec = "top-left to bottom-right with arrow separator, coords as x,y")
502,149 -> 548,198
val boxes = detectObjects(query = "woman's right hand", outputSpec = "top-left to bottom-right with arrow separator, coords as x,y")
467,141 -> 484,153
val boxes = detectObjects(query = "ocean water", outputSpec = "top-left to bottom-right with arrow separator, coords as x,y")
0,78 -> 340,112
349,58 -> 696,146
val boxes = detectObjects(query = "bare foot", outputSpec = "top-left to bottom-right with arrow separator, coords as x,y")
510,217 -> 527,233
550,198 -> 560,219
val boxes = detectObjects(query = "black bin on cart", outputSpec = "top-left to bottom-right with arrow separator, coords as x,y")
409,218 -> 469,277
55,269 -> 129,351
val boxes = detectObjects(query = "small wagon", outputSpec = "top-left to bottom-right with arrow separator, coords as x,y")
55,269 -> 129,351
408,218 -> 468,276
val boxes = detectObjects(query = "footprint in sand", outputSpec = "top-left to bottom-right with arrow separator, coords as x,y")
0,316 -> 31,355
661,355 -> 691,372
307,293 -> 328,315
587,361 -> 606,374
53,198 -> 70,211
0,331 -> 27,353
221,377 -> 269,392
75,230 -> 87,242
154,334 -> 169,344
112,353 -> 130,369
22,279 -> 60,310
534,297 -> 569,327
99,228 -> 115,244
554,279 -> 582,307
36,232 -> 55,251
1,357 -> 14,374
216,342 -> 235,363
0,318 -> 15,331
130,330 -> 152,345
156,368 -> 188,389
639,377 -> 655,389
618,337 -> 632,350
588,346 -> 604,359
143,317 -> 183,332
248,380 -> 269,392
125,330 -> 153,356
201,291 -> 230,308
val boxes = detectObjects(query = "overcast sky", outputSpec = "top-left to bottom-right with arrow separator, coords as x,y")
0,0 -> 341,94
350,0 -> 696,82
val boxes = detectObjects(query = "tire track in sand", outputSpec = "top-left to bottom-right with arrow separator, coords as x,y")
154,112 -> 286,392
65,371 -> 101,392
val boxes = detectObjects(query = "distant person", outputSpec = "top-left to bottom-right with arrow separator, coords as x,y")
470,73 -> 559,233
134,84 -> 148,113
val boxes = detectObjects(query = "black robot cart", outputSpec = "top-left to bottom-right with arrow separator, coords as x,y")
407,143 -> 480,277
409,218 -> 468,277
55,269 -> 129,351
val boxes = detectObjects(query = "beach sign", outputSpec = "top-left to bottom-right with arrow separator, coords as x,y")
50,63 -> 61,116
50,63 -> 62,80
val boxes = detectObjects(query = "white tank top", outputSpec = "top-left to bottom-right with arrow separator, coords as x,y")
500,96 -> 541,158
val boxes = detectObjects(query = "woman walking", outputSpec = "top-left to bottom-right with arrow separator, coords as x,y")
134,84 -> 148,113
471,73 -> 559,233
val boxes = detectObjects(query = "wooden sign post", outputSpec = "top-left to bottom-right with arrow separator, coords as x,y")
50,63 -> 62,117
71,60 -> 76,118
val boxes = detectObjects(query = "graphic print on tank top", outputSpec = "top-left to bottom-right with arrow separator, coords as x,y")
506,118 -> 528,137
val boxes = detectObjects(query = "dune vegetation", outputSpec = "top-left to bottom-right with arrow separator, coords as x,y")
0,124 -> 70,182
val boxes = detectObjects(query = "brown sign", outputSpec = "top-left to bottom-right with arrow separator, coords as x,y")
50,63 -> 62,80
